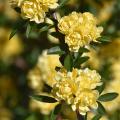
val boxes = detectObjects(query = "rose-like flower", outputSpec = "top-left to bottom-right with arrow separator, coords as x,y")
77,68 -> 102,89
52,68 -> 102,115
39,0 -> 59,9
58,12 -> 103,52
13,0 -> 59,23
72,89 -> 99,115
21,0 -> 45,23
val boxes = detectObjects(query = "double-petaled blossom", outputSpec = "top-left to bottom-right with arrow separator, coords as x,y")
10,0 -> 59,23
52,68 -> 102,115
58,12 -> 103,52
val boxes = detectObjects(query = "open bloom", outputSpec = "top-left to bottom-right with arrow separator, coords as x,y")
20,0 -> 58,23
21,0 -> 45,23
39,0 -> 59,9
72,89 -> 99,115
52,68 -> 102,115
58,12 -> 103,52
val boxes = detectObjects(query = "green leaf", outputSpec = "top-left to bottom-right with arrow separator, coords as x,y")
96,83 -> 105,94
98,36 -> 111,43
92,114 -> 102,120
98,92 -> 118,102
78,47 -> 90,53
50,32 -> 63,38
50,110 -> 56,120
25,114 -> 37,120
47,46 -> 65,55
97,102 -> 106,115
84,113 -> 87,120
31,95 -> 57,103
54,104 -> 62,114
58,0 -> 69,9
74,56 -> 89,68
50,104 -> 61,120
39,25 -> 52,33
9,28 -> 17,40
26,23 -> 32,38
64,54 -> 73,71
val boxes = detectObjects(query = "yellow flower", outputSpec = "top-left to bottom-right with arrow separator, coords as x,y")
28,50 -> 61,89
28,66 -> 43,92
58,12 -> 103,52
52,68 -> 102,115
39,0 -> 59,9
72,89 -> 99,115
20,0 -> 58,23
78,68 -> 102,89
21,0 -> 45,23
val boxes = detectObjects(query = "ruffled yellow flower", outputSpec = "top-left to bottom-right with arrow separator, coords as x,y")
20,0 -> 58,23
72,89 -> 99,115
52,68 -> 102,115
21,0 -> 45,23
58,12 -> 103,52
77,68 -> 102,89
39,0 -> 59,9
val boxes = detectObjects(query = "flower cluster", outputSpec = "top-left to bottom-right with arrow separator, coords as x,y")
52,68 -> 102,115
58,12 -> 103,52
12,0 -> 59,23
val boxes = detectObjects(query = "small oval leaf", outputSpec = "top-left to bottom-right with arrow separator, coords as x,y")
47,46 -> 65,55
31,95 -> 57,103
97,102 -> 106,115
92,114 -> 102,120
64,54 -> 73,71
98,92 -> 118,102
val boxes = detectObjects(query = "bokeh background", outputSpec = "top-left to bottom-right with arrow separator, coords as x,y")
0,0 -> 120,120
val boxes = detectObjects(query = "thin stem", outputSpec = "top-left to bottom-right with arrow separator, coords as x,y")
56,114 -> 62,120
76,111 -> 84,120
